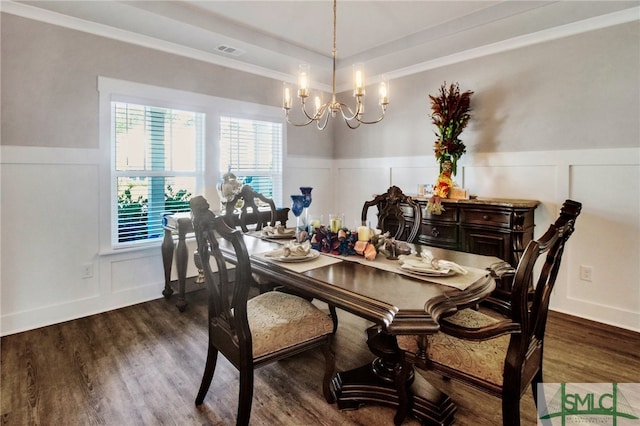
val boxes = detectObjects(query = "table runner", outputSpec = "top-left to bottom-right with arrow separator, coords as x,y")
322,252 -> 489,291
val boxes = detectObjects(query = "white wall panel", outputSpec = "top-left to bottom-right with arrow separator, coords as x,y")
560,164 -> 640,329
464,164 -> 559,235
337,166 -> 390,229
1,162 -> 99,313
391,166 -> 436,196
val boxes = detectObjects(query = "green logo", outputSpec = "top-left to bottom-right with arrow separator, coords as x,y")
538,383 -> 639,425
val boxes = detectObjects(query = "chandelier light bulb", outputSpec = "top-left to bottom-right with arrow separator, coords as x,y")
283,83 -> 292,109
379,77 -> 389,105
353,63 -> 365,97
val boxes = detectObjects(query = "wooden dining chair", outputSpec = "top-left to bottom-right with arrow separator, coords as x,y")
397,199 -> 582,426
225,184 -> 278,232
190,196 -> 336,425
361,185 -> 422,243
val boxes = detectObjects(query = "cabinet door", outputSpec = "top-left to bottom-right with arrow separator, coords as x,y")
418,222 -> 459,249
462,229 -> 511,262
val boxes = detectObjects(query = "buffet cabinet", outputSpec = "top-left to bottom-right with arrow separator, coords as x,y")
408,197 -> 540,267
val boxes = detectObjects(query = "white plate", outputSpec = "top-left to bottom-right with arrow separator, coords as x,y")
400,265 -> 456,277
269,249 -> 320,263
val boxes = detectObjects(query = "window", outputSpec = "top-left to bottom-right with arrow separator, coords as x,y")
112,102 -> 204,245
219,116 -> 283,205
99,77 -> 284,252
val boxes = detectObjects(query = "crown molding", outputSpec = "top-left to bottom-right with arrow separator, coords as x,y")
384,6 -> 640,82
2,1 -> 638,91
0,1 -> 296,86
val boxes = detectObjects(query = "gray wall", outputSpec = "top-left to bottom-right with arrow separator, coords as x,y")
0,13 -> 333,157
334,21 -> 640,158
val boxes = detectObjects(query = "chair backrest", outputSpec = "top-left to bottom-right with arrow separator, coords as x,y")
361,185 -> 422,242
191,195 -> 254,362
225,185 -> 277,232
505,199 -> 581,388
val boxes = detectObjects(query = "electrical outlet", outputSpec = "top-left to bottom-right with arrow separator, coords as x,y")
82,263 -> 93,279
579,265 -> 593,282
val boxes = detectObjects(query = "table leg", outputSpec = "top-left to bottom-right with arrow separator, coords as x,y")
332,327 -> 456,426
175,219 -> 190,312
161,228 -> 174,298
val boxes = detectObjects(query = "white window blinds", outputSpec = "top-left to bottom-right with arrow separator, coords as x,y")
219,116 -> 283,204
112,102 -> 204,245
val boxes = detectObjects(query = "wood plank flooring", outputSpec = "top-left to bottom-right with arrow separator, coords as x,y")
2,288 -> 639,425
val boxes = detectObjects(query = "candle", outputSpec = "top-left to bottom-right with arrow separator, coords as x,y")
379,81 -> 388,105
298,64 -> 309,98
353,64 -> 365,97
283,86 -> 291,109
357,226 -> 370,242
329,214 -> 342,233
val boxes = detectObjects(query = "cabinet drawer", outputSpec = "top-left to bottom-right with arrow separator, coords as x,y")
461,209 -> 511,228
423,206 -> 458,222
418,223 -> 458,248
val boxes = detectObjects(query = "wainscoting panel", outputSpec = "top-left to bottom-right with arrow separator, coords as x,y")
337,166 -> 390,228
1,163 -> 99,306
563,163 -> 640,328
390,166 -> 436,196
463,164 -> 559,231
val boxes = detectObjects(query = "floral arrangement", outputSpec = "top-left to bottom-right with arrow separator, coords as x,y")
311,226 -> 358,256
310,226 -> 394,259
427,82 -> 473,214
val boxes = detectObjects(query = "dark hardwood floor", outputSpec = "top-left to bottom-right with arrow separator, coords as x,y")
2,288 -> 639,425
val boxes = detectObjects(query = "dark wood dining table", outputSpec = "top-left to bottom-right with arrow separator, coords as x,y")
217,234 -> 500,425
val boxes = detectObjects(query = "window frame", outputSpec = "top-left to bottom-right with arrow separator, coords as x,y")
111,101 -> 205,246
98,77 -> 286,253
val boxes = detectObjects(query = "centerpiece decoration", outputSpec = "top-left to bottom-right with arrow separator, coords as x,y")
310,226 -> 411,260
426,82 -> 473,215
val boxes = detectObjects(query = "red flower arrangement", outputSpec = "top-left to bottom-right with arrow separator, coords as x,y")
427,82 -> 473,214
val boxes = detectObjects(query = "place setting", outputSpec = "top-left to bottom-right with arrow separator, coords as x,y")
259,225 -> 296,240
395,250 -> 489,290
263,240 -> 319,263
397,250 -> 469,277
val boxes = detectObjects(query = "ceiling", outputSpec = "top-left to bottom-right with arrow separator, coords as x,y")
9,1 -> 640,90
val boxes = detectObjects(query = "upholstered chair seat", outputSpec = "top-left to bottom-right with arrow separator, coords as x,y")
247,291 -> 334,359
398,309 -> 509,388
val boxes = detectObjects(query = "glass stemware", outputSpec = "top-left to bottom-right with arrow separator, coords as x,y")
290,195 -> 305,240
300,187 -> 313,232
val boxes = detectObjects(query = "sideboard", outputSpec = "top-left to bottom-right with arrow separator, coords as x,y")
407,197 -> 540,268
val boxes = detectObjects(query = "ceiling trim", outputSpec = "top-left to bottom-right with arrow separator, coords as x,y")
2,1 -> 638,94
386,6 -> 640,82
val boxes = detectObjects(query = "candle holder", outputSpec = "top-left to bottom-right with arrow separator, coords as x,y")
290,195 -> 305,240
300,187 -> 313,232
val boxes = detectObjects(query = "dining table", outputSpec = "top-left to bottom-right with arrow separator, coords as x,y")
216,230 -> 501,425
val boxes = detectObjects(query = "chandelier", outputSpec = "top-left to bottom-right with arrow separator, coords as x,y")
282,0 -> 389,130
